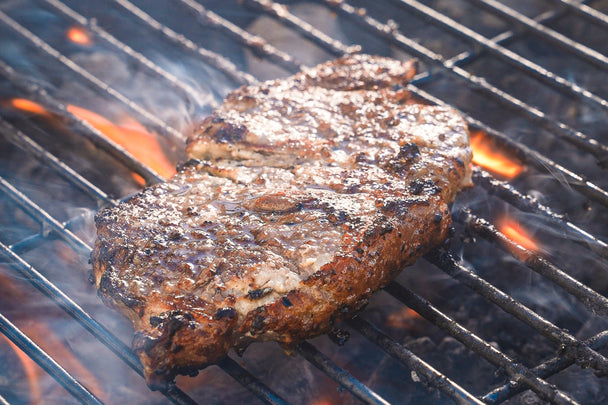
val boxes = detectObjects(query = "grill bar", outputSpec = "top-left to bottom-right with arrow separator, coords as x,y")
464,0 -> 608,71
1,0 -> 607,403
444,0 -> 598,67
471,169 -> 608,261
0,241 -> 199,405
384,281 -> 580,405
0,176 -> 91,255
243,0 -> 361,55
323,0 -> 608,162
484,330 -> 608,404
0,117 -> 115,207
0,312 -> 103,405
244,0 -> 608,208
347,317 -> 484,405
424,249 -> 608,375
392,0 -> 608,111
406,83 -> 608,208
0,9 -> 184,142
174,0 -> 302,73
295,341 -> 390,405
454,209 -> 608,316
0,394 -> 8,405
39,0 -> 216,109
0,129 -> 297,405
217,357 -> 289,405
550,0 -> 608,28
109,0 -> 256,85
0,59 -> 164,186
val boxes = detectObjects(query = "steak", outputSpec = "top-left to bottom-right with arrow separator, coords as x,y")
91,54 -> 473,388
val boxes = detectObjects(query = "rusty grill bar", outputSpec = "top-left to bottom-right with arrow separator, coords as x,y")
0,0 -> 607,404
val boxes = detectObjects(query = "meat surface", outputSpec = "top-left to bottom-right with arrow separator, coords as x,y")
91,54 -> 472,388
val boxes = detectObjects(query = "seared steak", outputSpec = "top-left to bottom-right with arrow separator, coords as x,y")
92,55 -> 472,388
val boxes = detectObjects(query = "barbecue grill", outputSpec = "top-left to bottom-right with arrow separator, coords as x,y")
1,0 -> 607,404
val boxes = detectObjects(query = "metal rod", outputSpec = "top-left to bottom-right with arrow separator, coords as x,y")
0,242 -> 198,405
454,209 -> 608,316
0,393 -> 9,405
323,0 -> 608,163
432,0 -> 598,72
462,0 -> 608,71
0,313 -> 103,405
242,0 -> 360,55
0,9 -> 184,143
230,0 -> 608,208
228,0 -> 608,211
347,317 -> 484,405
391,0 -> 608,112
549,0 -> 608,29
175,0 -> 302,73
0,59 -> 165,187
484,330 -> 608,403
424,249 -> 608,376
39,0 -> 217,109
0,118 -> 116,207
218,357 -> 290,405
0,176 -> 91,255
296,341 -> 391,405
110,0 -> 257,85
406,83 -> 608,208
472,169 -> 608,260
10,210 -> 90,255
383,282 -> 580,405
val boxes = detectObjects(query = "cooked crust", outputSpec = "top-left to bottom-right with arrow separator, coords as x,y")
92,54 -> 472,388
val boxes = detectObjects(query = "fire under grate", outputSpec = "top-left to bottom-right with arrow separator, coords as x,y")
0,0 -> 607,404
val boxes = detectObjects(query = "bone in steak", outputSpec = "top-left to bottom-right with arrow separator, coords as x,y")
91,55 -> 473,388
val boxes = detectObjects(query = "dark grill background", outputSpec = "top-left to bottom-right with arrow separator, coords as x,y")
0,0 -> 607,404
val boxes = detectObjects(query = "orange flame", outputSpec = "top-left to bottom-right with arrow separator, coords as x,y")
386,307 -> 421,330
66,105 -> 176,184
2,335 -> 42,405
498,217 -> 539,252
66,26 -> 92,46
470,131 -> 524,178
0,271 -> 107,403
9,98 -> 176,185
10,99 -> 50,117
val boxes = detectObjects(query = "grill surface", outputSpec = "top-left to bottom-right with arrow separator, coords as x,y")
0,0 -> 607,404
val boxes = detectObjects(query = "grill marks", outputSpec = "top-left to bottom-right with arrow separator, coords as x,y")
91,55 -> 472,388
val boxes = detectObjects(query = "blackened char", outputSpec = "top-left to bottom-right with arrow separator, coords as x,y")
91,54 -> 472,388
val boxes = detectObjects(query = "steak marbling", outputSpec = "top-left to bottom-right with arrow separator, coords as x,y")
92,55 -> 473,388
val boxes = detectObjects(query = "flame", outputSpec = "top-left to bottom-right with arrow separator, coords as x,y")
0,271 -> 107,403
9,98 -> 176,185
66,26 -> 92,46
386,307 -> 421,330
470,131 -> 524,178
10,99 -> 50,117
498,217 -> 539,252
66,105 -> 176,183
2,335 -> 43,405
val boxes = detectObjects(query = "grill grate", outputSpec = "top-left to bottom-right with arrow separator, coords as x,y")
0,0 -> 607,404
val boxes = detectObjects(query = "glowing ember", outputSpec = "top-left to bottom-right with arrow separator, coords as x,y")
10,99 -> 49,116
66,26 -> 92,46
470,131 -> 524,178
498,217 -> 539,252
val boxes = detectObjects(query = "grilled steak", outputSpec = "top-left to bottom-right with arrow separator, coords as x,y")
92,55 -> 473,388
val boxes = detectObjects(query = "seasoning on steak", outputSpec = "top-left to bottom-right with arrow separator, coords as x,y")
91,54 -> 473,389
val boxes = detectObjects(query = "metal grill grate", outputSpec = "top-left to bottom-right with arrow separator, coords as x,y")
0,0 -> 607,404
